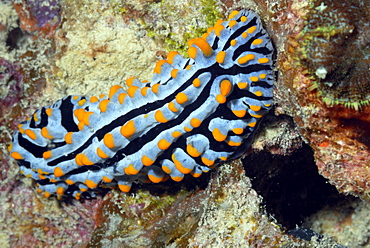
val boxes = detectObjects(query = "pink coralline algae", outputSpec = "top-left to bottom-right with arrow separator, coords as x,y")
0,58 -> 23,119
13,0 -> 61,36
0,58 -> 23,183
27,0 -> 61,30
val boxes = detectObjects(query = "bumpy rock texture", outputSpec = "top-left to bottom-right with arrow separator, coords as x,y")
275,0 -> 370,199
1,0 -> 369,247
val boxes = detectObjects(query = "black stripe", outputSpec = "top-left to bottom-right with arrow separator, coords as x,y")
17,159 -> 31,169
29,115 -> 36,128
232,34 -> 273,61
29,107 -> 50,129
211,36 -> 220,50
17,132 -> 67,158
251,80 -> 274,88
47,66 -> 208,166
223,17 -> 257,52
47,61 -> 273,167
60,96 -> 79,132
182,59 -> 191,69
17,132 -> 48,157
38,107 -> 49,128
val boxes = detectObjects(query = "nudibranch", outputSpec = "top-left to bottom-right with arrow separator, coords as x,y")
9,9 -> 274,199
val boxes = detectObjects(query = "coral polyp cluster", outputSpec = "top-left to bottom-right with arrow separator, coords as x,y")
290,0 -> 370,110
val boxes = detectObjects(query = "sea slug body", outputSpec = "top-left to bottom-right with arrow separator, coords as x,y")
9,9 -> 274,199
